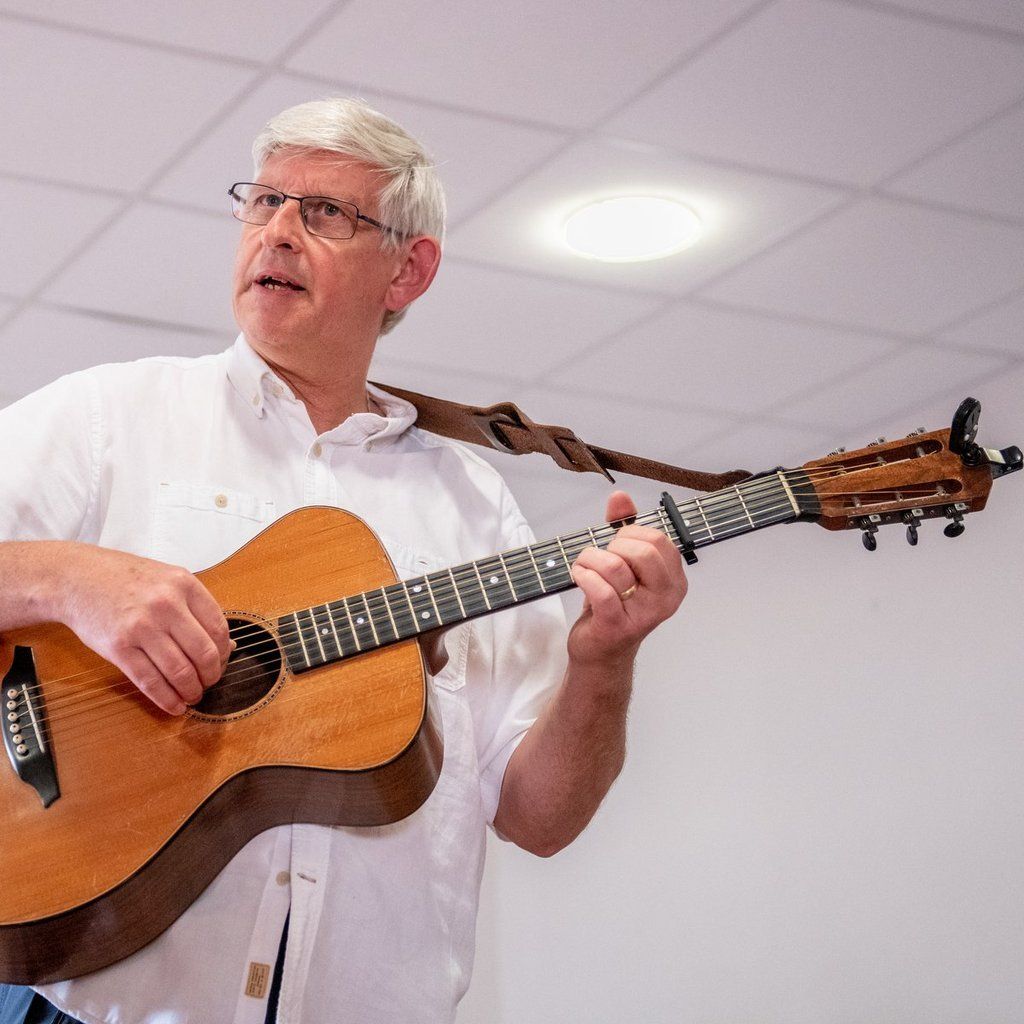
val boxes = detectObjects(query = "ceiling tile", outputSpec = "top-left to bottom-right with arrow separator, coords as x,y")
544,299 -> 901,419
776,344 -> 1009,435
0,178 -> 121,296
605,0 -> 1024,186
671,420 -> 838,475
0,1 -> 336,61
938,292 -> 1024,355
699,196 -> 1024,335
0,305 -> 230,400
884,102 -> 1024,222
379,259 -> 663,382
869,0 -> 1024,36
937,292 -> 1024,356
0,18 -> 252,191
446,138 -> 846,294
150,74 -> 569,225
43,204 -> 238,333
286,0 -> 765,128
509,384 -> 737,465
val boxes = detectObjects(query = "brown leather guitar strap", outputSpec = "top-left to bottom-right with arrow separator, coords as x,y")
371,382 -> 751,492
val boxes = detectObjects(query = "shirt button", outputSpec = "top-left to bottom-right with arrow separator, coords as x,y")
312,443 -> 323,458
214,493 -> 228,509
251,393 -> 260,406
276,871 -> 290,886
272,383 -> 284,397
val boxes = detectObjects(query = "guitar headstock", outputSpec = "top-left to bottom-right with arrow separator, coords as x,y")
800,398 -> 1021,549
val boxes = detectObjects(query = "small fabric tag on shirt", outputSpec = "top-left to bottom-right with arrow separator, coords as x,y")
245,961 -> 271,999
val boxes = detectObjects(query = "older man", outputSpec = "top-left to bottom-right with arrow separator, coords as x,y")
0,98 -> 685,1023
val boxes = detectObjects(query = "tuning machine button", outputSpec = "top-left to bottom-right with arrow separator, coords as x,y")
867,436 -> 887,448
943,502 -> 968,538
828,445 -> 847,457
903,508 -> 924,546
858,515 -> 881,551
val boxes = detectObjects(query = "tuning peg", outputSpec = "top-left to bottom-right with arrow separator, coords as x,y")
905,427 -> 927,438
867,436 -> 887,448
903,508 -> 923,545
943,502 -> 968,538
859,516 -> 880,551
828,446 -> 847,456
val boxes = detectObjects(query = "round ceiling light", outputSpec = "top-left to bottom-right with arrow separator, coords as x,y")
563,196 -> 703,262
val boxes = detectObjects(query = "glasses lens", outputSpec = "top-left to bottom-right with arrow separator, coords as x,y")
230,183 -> 283,225
302,197 -> 358,239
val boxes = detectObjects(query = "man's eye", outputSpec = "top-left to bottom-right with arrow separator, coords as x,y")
255,192 -> 283,208
312,201 -> 343,218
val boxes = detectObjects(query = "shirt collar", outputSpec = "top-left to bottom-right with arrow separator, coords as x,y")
225,333 -> 417,445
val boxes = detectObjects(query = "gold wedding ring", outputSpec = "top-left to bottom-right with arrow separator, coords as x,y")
619,584 -> 637,602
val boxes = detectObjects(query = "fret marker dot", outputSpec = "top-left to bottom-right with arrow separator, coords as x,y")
421,611 -> 431,619
489,575 -> 499,585
321,628 -> 328,635
413,585 -> 422,593
545,559 -> 556,568
356,617 -> 365,625
683,519 -> 691,526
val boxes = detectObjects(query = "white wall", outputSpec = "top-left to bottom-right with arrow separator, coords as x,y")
459,415 -> 1024,1023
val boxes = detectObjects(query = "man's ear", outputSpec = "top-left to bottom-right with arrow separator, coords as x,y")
385,236 -> 442,313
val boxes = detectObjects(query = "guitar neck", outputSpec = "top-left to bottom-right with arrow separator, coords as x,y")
278,468 -> 820,673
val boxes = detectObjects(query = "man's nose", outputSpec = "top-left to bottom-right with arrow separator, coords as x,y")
261,197 -> 305,249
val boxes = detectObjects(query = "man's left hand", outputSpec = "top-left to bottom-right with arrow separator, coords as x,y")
567,490 -> 687,669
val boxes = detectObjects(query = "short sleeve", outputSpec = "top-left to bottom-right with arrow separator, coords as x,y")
466,485 -> 568,825
0,371 -> 100,542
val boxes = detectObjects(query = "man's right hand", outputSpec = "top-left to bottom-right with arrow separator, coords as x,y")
56,545 -> 233,716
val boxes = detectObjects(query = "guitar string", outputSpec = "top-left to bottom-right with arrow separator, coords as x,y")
8,468 -> 808,710
9,464 -> 942,738
7,458 -> 938,733
8,462 -> 942,738
58,501 -> 807,754
39,489 -> 794,745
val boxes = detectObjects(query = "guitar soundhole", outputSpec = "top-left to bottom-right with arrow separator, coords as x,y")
192,617 -> 283,717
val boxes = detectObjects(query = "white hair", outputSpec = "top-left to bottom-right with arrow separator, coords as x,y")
252,97 -> 446,336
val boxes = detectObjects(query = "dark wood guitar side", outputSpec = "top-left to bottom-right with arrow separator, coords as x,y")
0,506 -> 442,984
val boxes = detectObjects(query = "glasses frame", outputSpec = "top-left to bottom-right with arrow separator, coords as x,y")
228,182 -> 397,240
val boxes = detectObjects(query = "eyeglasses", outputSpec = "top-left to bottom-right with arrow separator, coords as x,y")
228,182 -> 396,240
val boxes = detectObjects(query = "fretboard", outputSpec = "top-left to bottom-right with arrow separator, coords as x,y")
278,468 -> 818,673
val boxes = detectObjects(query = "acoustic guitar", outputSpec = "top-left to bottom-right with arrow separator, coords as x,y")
1,397 -> 1019,984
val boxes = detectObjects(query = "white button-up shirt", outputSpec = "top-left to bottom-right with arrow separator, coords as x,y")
0,335 -> 567,1024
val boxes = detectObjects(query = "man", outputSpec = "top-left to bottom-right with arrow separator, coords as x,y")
0,98 -> 685,1023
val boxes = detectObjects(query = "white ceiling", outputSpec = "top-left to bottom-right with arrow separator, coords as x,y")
1,0 -> 1022,533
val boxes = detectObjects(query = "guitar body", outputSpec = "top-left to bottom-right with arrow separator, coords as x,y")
0,506 -> 442,984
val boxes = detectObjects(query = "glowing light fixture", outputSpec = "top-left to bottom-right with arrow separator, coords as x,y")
564,196 -> 702,262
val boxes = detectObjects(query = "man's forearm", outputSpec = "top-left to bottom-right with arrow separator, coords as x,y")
493,650 -> 636,858
0,541 -> 78,631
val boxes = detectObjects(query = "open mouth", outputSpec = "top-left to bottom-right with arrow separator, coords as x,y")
256,274 -> 305,292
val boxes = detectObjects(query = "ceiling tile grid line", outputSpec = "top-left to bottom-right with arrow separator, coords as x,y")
0,9 -> 264,69
687,291 -> 1024,362
871,188 -> 1024,232
0,0 -> 357,336
838,0 -> 1024,44
872,91 -> 1024,190
925,280 -> 1024,340
433,0 -> 779,235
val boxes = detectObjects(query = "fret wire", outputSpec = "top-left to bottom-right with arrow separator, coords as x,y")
325,603 -> 344,656
733,485 -> 755,528
341,597 -> 361,652
497,552 -> 518,599
423,575 -> 444,625
362,589 -> 397,644
399,580 -> 421,633
292,611 -> 311,668
363,594 -> 382,646
525,546 -> 546,592
380,587 -> 400,638
447,567 -> 467,617
471,562 -> 492,610
309,606 -> 327,664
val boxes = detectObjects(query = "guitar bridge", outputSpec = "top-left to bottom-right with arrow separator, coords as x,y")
3,646 -> 59,808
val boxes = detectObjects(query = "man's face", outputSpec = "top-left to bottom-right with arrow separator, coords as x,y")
231,147 -> 403,364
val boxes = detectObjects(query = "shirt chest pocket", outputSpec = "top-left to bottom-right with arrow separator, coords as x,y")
152,480 -> 278,572
385,538 -> 470,693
